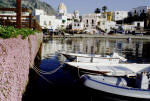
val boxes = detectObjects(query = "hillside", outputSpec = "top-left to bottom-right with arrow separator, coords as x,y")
0,0 -> 56,15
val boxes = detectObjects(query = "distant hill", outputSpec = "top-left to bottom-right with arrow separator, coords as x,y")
0,0 -> 56,15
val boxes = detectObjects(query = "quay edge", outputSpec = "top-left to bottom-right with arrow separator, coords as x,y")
44,34 -> 150,40
0,32 -> 43,101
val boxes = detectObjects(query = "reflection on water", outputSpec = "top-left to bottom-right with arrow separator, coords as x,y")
23,38 -> 150,101
42,38 -> 150,63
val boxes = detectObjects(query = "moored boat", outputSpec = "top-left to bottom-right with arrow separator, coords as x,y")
81,73 -> 150,99
65,62 -> 150,76
58,51 -> 127,63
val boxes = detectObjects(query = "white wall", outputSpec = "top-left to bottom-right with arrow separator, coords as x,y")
36,15 -> 62,30
72,22 -> 84,30
82,13 -> 101,29
113,11 -> 128,21
33,9 -> 45,16
133,21 -> 144,28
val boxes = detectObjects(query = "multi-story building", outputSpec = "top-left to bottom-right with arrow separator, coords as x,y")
82,13 -> 101,29
113,11 -> 128,21
130,6 -> 150,16
97,13 -> 116,33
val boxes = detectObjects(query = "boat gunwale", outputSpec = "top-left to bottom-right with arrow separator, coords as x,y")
62,53 -> 121,59
83,75 -> 150,92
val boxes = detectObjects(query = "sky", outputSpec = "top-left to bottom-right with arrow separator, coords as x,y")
41,0 -> 150,14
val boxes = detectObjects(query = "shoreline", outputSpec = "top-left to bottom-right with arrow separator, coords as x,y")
43,34 -> 150,40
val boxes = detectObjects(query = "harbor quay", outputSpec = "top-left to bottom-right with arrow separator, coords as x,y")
44,34 -> 150,40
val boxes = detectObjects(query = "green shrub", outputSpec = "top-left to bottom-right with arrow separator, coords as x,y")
0,26 -> 40,39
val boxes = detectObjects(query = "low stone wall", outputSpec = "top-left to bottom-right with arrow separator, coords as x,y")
0,33 -> 43,101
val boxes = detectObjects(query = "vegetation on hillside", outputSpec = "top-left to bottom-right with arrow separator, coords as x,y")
0,0 -> 56,15
0,26 -> 40,39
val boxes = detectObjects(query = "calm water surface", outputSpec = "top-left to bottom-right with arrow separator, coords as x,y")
23,38 -> 150,101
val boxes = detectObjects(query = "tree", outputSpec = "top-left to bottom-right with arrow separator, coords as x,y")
102,6 -> 107,12
95,8 -> 101,13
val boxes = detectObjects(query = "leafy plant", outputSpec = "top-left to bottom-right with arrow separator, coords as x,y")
0,26 -> 40,39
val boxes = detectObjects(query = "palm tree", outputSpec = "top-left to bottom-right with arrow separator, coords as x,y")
95,8 -> 101,13
102,6 -> 107,12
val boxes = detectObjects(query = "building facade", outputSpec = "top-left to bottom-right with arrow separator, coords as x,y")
113,11 -> 128,21
104,12 -> 113,21
130,6 -> 150,16
82,13 -> 101,29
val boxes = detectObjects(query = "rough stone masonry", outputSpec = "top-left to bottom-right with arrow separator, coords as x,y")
0,33 -> 43,101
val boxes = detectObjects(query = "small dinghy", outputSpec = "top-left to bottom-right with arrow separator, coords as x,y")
59,51 -> 127,63
81,72 -> 150,99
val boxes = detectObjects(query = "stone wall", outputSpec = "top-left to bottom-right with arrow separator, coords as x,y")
0,33 -> 43,101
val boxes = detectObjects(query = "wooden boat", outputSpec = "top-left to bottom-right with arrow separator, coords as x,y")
81,73 -> 150,99
59,51 -> 127,63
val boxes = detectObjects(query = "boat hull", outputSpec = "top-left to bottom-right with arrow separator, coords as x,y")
81,75 -> 150,99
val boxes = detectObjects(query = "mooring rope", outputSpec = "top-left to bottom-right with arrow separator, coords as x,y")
33,66 -> 54,84
32,61 -> 65,84
33,62 -> 64,75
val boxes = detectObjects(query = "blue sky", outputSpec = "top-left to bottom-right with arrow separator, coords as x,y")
41,0 -> 150,14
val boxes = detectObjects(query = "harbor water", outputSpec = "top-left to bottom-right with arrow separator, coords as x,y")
22,38 -> 150,101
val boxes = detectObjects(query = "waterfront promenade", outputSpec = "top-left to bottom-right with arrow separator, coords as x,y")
44,34 -> 150,40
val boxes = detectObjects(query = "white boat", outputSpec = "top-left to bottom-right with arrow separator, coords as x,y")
65,62 -> 150,76
81,73 -> 150,99
59,51 -> 127,63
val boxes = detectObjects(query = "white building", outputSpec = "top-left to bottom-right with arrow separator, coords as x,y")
72,22 -> 84,30
132,21 -> 144,28
122,25 -> 135,32
35,14 -> 62,30
34,3 -> 73,31
96,13 -> 116,33
33,9 -> 45,16
130,6 -> 150,16
113,11 -> 128,21
82,13 -> 101,29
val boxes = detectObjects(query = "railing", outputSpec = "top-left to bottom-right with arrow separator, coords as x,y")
0,8 -> 42,31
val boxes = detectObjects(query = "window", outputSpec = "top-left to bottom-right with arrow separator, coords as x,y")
62,20 -> 66,23
134,10 -> 136,14
86,20 -> 88,24
78,24 -> 80,26
142,9 -> 145,13
92,19 -> 94,24
137,23 -> 140,27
